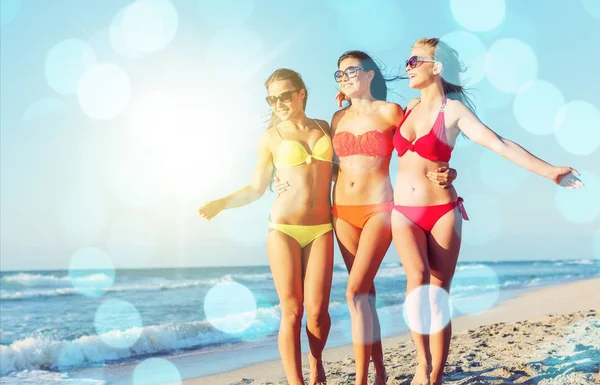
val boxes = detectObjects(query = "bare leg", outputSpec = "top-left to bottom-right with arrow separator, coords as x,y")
267,230 -> 305,385
303,230 -> 334,385
369,286 -> 387,385
428,208 -> 462,385
334,218 -> 389,383
391,210 -> 431,385
340,213 -> 391,385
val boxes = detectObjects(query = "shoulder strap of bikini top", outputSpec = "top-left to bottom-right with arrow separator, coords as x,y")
399,100 -> 420,128
272,126 -> 284,140
313,119 -> 327,135
434,97 -> 448,136
410,99 -> 421,112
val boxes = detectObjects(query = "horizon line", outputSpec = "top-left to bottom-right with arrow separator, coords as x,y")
0,257 -> 596,273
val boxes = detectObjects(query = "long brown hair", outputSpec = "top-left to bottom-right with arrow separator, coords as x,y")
264,68 -> 308,129
413,38 -> 476,112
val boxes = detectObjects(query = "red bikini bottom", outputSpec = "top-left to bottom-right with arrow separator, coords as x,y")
393,197 -> 469,233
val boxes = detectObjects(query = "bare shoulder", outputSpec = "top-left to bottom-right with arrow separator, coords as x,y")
444,99 -> 475,130
312,118 -> 331,133
445,99 -> 473,119
332,108 -> 348,120
378,101 -> 404,127
331,108 -> 348,129
406,98 -> 421,110
445,99 -> 461,109
264,127 -> 280,147
379,101 -> 403,116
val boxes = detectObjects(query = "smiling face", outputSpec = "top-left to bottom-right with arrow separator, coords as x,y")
266,79 -> 305,122
337,57 -> 373,98
406,44 -> 441,90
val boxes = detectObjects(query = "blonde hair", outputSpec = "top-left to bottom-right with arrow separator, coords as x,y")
413,38 -> 475,112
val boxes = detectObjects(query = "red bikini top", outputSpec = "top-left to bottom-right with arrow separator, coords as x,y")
393,98 -> 453,162
333,130 -> 394,157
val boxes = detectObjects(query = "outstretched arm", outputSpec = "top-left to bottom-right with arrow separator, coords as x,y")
198,131 -> 274,220
455,102 -> 583,188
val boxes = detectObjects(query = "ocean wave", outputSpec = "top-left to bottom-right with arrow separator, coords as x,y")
0,298 -> 355,377
525,277 -> 542,286
0,305 -> 283,376
451,279 -> 524,295
231,272 -> 272,282
0,370 -> 107,384
455,264 -> 486,271
566,259 -> 595,265
1,273 -> 111,288
376,266 -> 406,278
0,276 -> 239,301
0,288 -> 80,300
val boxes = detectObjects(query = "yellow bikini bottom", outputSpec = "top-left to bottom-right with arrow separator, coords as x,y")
268,222 -> 333,248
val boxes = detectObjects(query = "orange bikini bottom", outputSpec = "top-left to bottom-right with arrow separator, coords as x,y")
332,201 -> 394,229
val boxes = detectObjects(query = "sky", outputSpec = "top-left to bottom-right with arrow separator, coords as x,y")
1,0 -> 599,271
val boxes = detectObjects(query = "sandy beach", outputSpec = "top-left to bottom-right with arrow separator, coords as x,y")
186,278 -> 600,385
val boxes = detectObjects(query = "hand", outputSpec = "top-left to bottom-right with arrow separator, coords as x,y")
335,91 -> 350,108
426,166 -> 457,189
198,199 -> 225,220
549,167 -> 584,189
272,176 -> 290,196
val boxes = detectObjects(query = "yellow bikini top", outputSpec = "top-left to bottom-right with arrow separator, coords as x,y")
272,120 -> 333,169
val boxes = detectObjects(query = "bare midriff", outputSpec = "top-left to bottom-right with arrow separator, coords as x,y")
270,161 -> 332,224
333,155 -> 393,206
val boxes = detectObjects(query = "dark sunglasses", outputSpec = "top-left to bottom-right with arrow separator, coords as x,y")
405,55 -> 438,69
265,90 -> 300,106
334,66 -> 364,82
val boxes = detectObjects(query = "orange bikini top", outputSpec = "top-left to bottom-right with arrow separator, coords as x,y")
333,130 -> 394,157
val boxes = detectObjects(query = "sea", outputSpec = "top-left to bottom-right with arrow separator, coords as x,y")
1,259 -> 599,384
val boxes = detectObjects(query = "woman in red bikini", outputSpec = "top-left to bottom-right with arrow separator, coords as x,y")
331,51 -> 456,385
392,38 -> 583,385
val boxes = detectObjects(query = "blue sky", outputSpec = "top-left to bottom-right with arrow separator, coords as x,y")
1,0 -> 599,271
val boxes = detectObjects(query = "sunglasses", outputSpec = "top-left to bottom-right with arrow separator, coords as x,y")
334,66 -> 364,82
265,90 -> 300,106
405,55 -> 438,69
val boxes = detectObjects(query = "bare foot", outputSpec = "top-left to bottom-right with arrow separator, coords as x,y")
308,356 -> 326,385
430,372 -> 443,385
410,363 -> 431,385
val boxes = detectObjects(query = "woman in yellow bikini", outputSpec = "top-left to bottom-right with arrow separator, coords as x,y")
198,68 -> 333,385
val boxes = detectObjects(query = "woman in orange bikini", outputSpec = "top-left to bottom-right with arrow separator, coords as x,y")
198,68 -> 333,385
391,38 -> 583,385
